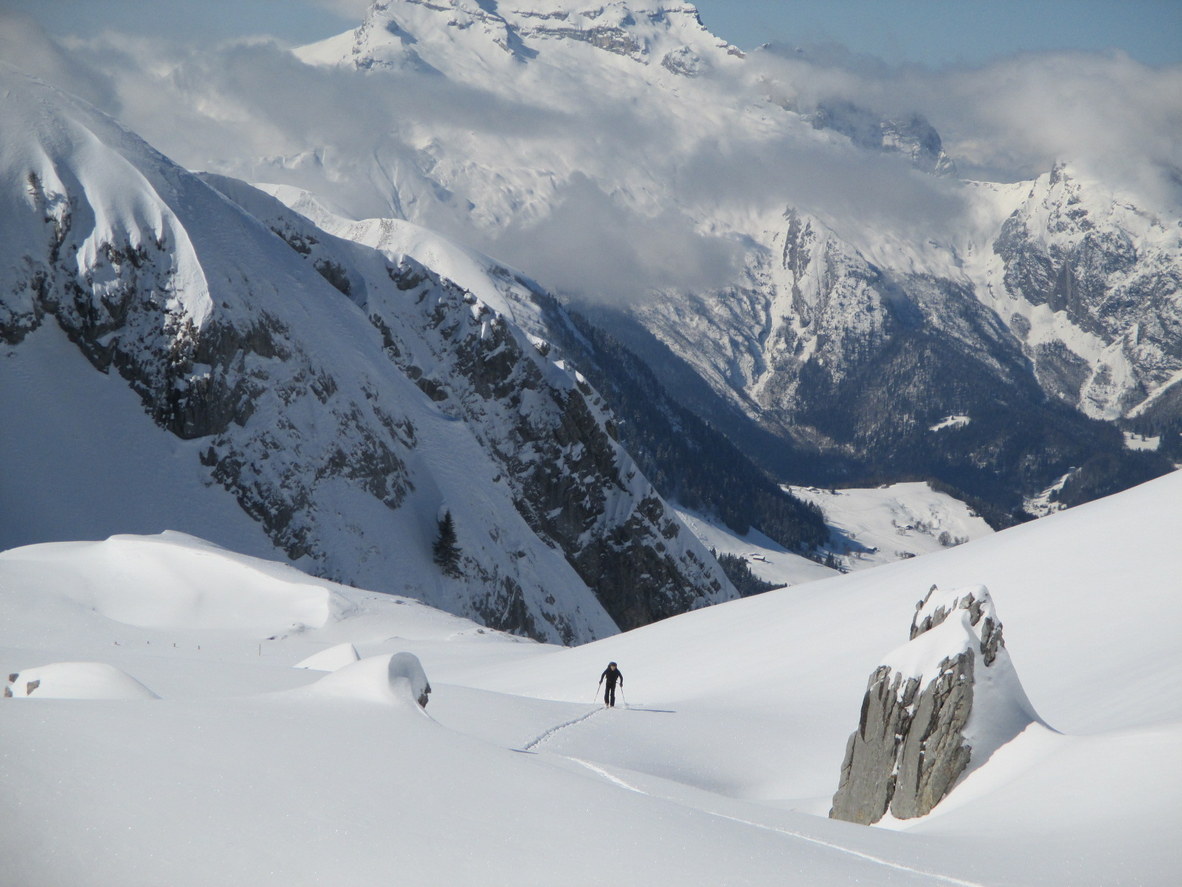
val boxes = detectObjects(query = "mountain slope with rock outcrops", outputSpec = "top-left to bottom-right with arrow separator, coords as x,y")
0,67 -> 734,643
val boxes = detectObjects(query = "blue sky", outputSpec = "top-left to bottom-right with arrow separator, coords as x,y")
9,0 -> 1181,68
693,0 -> 1182,67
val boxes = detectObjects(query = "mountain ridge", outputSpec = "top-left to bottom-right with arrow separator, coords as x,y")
0,67 -> 735,643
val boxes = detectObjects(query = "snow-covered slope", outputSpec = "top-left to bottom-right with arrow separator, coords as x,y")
0,67 -> 734,643
671,479 -> 995,587
2,470 -> 1179,885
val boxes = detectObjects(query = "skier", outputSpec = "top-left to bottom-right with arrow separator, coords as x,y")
598,661 -> 623,707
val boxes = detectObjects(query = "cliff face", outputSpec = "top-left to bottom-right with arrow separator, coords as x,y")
988,163 -> 1182,422
830,584 -> 1041,824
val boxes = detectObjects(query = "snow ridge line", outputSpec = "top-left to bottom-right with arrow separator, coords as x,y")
519,707 -> 602,752
567,758 -> 986,887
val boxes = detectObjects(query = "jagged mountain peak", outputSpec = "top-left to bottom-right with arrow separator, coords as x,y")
985,160 -> 1182,421
300,0 -> 736,76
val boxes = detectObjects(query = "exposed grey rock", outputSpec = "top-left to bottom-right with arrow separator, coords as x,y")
992,163 -> 1182,420
830,584 -> 1035,825
889,651 -> 973,820
809,100 -> 957,176
830,666 -> 919,825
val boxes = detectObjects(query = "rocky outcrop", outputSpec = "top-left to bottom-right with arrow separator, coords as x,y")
809,101 -> 956,176
830,584 -> 1040,825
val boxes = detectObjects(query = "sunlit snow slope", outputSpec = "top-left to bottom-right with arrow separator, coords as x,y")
2,469 -> 1180,886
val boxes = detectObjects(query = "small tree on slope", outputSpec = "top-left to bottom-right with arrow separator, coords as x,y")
433,510 -> 462,577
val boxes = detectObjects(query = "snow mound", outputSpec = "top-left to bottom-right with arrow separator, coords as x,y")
0,532 -> 334,635
300,652 -> 432,708
4,662 -> 159,700
294,642 -> 361,672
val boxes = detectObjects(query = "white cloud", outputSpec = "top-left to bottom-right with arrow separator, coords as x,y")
484,173 -> 744,302
7,8 -> 1177,306
749,45 -> 1182,209
0,12 -> 122,113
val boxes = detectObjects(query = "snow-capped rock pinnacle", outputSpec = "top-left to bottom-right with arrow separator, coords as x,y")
987,162 -> 1182,421
829,584 -> 1042,824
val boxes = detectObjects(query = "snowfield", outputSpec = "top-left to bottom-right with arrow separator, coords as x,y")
3,471 -> 1181,886
785,482 -> 995,571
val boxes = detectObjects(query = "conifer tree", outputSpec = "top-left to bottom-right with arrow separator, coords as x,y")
433,510 -> 462,577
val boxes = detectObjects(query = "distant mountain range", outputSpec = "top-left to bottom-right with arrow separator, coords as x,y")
2,0 -> 1179,640
289,0 -> 1182,521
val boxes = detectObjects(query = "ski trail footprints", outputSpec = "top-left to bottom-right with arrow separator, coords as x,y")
519,706 -> 604,753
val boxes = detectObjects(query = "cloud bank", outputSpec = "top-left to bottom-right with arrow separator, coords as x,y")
750,44 -> 1182,210
5,6 -> 1178,304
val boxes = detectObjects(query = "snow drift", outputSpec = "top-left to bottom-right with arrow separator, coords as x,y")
298,651 -> 432,708
4,662 -> 159,700
0,532 -> 334,635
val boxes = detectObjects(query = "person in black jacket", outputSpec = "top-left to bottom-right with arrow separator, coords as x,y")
598,662 -> 623,707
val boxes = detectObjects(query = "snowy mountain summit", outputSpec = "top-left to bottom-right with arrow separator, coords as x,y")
303,0 -> 735,74
830,583 -> 1042,824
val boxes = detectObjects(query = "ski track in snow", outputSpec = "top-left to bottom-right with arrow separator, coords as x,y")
704,812 -> 988,887
518,707 -> 604,752
565,759 -> 987,887
526,716 -> 987,887
568,757 -> 645,793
